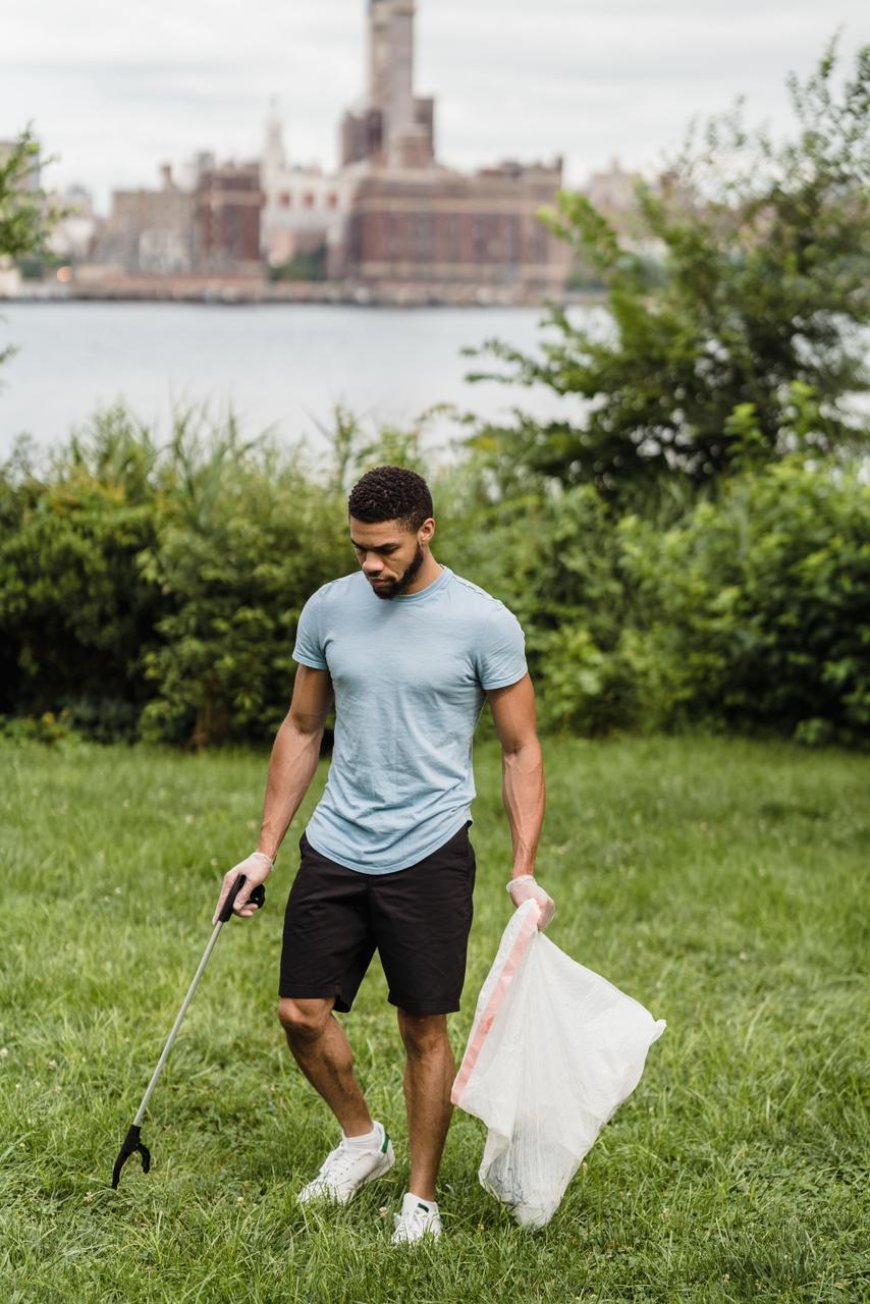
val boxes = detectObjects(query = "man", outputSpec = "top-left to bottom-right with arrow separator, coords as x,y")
212,465 -> 554,1244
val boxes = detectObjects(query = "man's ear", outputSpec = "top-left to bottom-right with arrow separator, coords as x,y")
419,517 -> 436,546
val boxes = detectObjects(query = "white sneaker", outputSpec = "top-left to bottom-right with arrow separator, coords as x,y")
391,1192 -> 443,1244
297,1123 -> 395,1206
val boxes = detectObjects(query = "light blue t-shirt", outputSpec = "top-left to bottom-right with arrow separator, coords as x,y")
293,566 -> 527,874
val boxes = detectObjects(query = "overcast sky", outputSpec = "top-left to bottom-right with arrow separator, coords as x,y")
2,0 -> 866,211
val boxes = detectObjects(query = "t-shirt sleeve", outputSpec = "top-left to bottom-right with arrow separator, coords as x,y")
477,602 -> 528,690
293,592 -> 328,670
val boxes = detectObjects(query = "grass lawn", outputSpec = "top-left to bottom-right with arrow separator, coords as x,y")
0,733 -> 867,1303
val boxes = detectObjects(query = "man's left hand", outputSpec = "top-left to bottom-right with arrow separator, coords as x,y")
507,874 -> 555,930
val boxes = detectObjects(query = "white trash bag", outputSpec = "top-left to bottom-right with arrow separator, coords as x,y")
452,899 -> 666,1228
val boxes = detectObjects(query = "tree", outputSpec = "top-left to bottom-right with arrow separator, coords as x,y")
1,127 -> 61,371
467,41 -> 870,503
0,128 -> 55,259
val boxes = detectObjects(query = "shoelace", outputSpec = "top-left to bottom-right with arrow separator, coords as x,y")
315,1143 -> 363,1184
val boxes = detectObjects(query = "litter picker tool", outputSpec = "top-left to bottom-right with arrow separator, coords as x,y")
111,873 -> 266,1189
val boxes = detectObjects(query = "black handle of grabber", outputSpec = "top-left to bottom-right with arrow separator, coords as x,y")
111,1124 -> 151,1189
219,873 -> 266,923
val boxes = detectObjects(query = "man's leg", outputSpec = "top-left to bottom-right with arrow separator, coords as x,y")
278,996 -> 373,1136
397,1009 -> 456,1202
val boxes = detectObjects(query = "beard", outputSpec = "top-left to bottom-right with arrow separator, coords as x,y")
370,543 -> 425,599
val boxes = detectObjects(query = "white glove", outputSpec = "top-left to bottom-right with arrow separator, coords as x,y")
507,874 -> 555,930
212,851 -> 273,924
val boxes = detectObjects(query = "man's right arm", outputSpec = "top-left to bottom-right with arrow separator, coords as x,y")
212,665 -> 333,921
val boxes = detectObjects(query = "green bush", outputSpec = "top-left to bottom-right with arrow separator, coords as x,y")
0,413 -> 162,733
1,402 -> 866,748
438,477 -> 639,733
136,407 -> 428,746
619,456 -> 870,745
138,440 -> 348,747
410,451 -> 870,746
0,404 -> 438,747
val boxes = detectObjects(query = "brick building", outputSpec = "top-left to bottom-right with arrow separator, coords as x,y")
335,160 -> 570,294
101,164 -> 195,273
195,162 -> 262,272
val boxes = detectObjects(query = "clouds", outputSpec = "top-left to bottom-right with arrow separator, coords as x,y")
2,0 -> 866,208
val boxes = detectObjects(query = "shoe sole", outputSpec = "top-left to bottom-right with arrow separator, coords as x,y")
391,1223 -> 443,1245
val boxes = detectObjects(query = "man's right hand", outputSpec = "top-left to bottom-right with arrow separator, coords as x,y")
212,851 -> 274,924
507,874 -> 556,930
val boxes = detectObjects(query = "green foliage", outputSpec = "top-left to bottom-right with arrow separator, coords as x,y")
138,406 -> 437,746
1,127 -> 64,372
0,709 -> 71,746
0,128 -> 56,260
268,242 -> 327,282
137,414 -> 348,747
438,474 -> 640,734
619,455 -> 870,746
0,410 -> 162,733
1,378 -> 866,749
439,444 -> 869,747
467,42 -> 870,501
0,402 -> 446,747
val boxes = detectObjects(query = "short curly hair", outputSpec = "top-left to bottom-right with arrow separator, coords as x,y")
348,465 -> 433,531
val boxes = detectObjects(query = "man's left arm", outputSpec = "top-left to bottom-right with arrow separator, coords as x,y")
488,673 -> 555,929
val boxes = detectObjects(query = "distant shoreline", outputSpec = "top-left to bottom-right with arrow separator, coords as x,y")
1,279 -> 603,309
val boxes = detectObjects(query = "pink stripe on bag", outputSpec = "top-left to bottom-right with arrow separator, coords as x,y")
451,903 -> 540,1106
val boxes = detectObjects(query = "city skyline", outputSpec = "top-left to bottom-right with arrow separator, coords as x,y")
3,0 -> 867,209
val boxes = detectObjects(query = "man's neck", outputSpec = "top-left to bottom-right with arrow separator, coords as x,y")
403,554 -> 444,597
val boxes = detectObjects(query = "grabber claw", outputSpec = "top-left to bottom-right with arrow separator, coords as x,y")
112,1124 -> 152,1189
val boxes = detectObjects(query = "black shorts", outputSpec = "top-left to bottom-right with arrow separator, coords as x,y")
279,823 -> 476,1016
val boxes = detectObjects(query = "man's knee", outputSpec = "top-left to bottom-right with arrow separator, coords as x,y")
397,1009 -> 449,1057
277,997 -> 334,1043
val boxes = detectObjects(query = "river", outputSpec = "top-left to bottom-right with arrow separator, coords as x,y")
0,302 -> 590,458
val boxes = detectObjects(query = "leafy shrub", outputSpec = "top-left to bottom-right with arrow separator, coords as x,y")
0,711 -> 71,746
0,402 -> 438,747
619,456 -> 870,745
1,400 -> 865,748
136,406 -> 430,746
435,451 -> 870,745
0,412 -> 162,732
530,625 -> 639,735
138,437 -> 348,747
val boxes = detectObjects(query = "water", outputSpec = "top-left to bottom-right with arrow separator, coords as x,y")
0,302 -> 585,457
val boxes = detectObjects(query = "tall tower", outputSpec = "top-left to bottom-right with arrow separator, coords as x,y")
368,1 -> 433,170
263,99 -> 286,183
